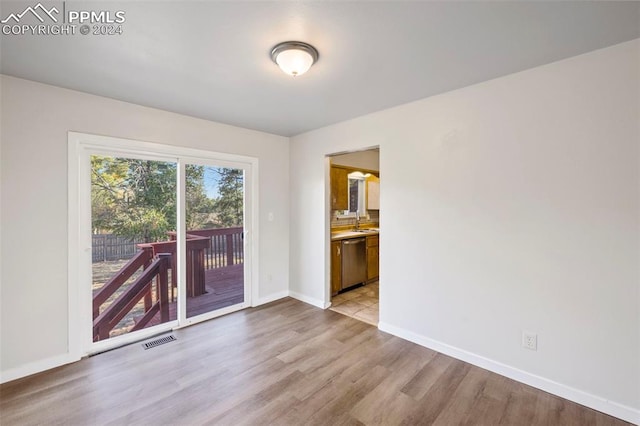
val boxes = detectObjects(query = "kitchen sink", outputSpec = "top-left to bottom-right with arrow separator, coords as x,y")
331,228 -> 379,241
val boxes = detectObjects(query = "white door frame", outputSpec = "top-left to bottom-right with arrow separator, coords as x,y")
68,132 -> 259,357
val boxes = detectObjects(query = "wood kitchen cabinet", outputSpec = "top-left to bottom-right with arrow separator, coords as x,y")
330,166 -> 348,210
331,241 -> 342,295
367,175 -> 380,210
366,235 -> 379,281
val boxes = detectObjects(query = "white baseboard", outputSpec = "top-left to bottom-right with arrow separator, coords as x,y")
378,322 -> 639,425
0,352 -> 80,385
288,291 -> 328,309
255,290 -> 289,306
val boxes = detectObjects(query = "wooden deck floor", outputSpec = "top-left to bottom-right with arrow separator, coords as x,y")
186,264 -> 244,317
143,264 -> 244,327
1,298 -> 631,425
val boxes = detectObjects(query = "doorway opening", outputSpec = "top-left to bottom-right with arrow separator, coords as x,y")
327,147 -> 380,326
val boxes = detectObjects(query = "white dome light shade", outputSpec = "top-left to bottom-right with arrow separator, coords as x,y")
275,49 -> 314,76
271,41 -> 319,77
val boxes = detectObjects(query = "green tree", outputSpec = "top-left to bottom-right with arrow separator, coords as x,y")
215,168 -> 243,227
185,164 -> 215,230
91,158 -> 242,241
91,156 -> 127,233
91,156 -> 177,242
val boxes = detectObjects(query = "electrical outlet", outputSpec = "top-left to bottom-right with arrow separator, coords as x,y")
522,332 -> 537,351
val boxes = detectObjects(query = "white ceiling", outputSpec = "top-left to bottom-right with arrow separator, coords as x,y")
1,1 -> 638,136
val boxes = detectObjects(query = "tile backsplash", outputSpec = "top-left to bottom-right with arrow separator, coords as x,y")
331,210 -> 379,228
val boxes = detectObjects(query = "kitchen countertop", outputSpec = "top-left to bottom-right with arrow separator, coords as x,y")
331,228 -> 379,241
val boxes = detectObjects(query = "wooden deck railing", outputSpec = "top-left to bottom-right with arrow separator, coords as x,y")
92,246 -> 153,321
140,234 -> 211,300
93,253 -> 170,341
92,227 -> 244,341
180,227 -> 244,269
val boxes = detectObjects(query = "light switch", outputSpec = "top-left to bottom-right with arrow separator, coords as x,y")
268,212 -> 274,221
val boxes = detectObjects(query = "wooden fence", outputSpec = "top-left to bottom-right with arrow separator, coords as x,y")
92,234 -> 145,263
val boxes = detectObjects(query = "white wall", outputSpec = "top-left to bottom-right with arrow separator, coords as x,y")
0,76 -> 289,377
290,40 -> 639,421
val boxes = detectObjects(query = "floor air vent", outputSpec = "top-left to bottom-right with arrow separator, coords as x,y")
142,335 -> 176,350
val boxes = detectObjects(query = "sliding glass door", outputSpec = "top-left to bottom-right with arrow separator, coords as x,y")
90,154 -> 178,342
184,164 -> 246,320
72,133 -> 255,354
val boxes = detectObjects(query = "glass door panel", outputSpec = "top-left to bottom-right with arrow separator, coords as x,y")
91,155 -> 177,342
185,164 -> 245,319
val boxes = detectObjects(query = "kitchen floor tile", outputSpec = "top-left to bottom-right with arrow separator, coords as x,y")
330,299 -> 368,316
351,294 -> 377,307
335,290 -> 361,301
353,307 -> 379,326
330,281 -> 379,325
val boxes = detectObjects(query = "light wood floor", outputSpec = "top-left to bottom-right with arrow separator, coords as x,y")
0,298 -> 630,425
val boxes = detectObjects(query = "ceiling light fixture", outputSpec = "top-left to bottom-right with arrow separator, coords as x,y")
270,41 -> 319,77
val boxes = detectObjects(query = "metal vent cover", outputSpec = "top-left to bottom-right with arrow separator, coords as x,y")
142,335 -> 176,350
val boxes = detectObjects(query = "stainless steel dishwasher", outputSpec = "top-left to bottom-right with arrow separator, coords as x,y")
341,238 -> 367,289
